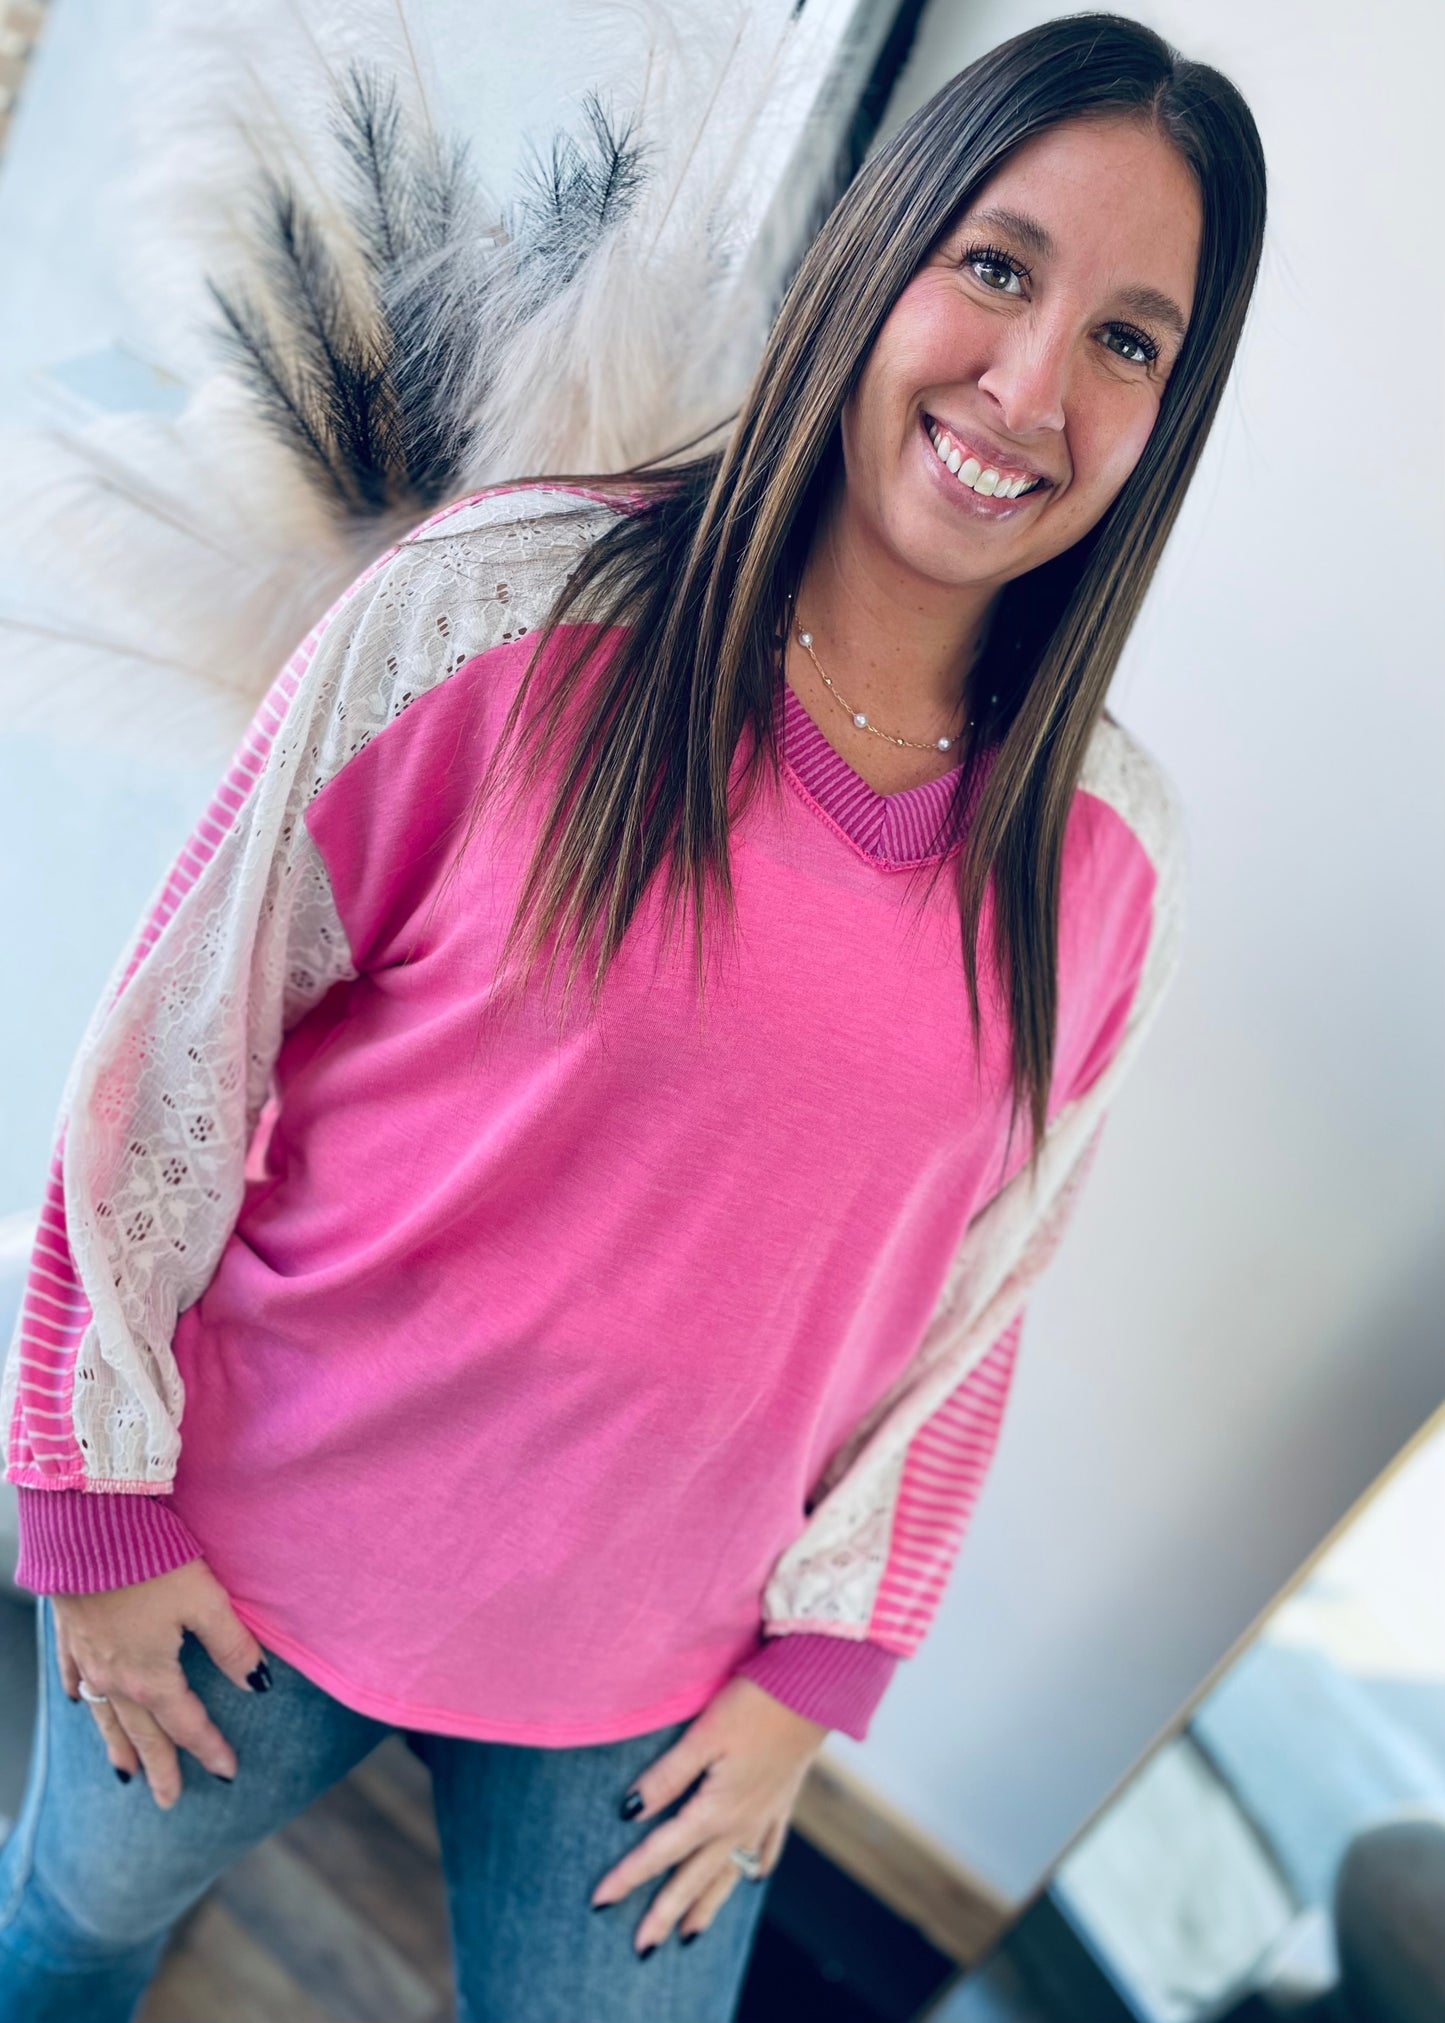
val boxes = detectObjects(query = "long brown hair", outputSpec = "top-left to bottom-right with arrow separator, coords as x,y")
438,12 -> 1266,1170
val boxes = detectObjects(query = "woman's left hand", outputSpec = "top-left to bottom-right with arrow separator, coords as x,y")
589,1676 -> 828,1953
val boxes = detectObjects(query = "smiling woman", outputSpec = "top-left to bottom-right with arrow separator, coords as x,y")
870,123 -> 1201,560
0,12 -> 1267,2022
475,17 -> 1264,1162
823,113 -> 1204,795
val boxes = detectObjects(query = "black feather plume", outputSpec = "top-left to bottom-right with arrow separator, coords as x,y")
203,68 -> 648,523
511,91 -> 650,311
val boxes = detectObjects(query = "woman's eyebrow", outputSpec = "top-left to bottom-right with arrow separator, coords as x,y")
967,204 -> 1055,262
964,204 -> 1188,341
1113,285 -> 1189,342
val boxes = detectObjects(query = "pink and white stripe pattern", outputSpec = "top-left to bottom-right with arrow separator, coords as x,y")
3,539 -> 407,1489
867,1312 -> 1023,1655
773,693 -> 1028,1660
4,481 -> 628,1501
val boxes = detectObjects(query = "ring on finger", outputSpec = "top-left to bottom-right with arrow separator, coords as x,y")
78,1680 -> 110,1705
728,1845 -> 764,1881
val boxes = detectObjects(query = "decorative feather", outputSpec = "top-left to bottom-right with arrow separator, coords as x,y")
0,0 -> 819,770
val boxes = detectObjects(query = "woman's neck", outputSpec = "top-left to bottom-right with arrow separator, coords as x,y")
785,490 -> 999,795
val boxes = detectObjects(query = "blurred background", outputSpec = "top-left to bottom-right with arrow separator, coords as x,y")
1,2 -> 1441,2019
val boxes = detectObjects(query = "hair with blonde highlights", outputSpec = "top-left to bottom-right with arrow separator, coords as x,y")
440,11 -> 1266,1171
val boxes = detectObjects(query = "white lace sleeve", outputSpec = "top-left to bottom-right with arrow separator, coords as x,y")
759,716 -> 1187,1647
2,484 -> 613,1495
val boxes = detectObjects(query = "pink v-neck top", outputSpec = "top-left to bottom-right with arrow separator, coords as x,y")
14,575 -> 1154,1746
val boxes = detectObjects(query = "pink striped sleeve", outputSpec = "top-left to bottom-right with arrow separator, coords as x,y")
732,1313 -> 1025,1729
866,1311 -> 1023,1657
4,654 -> 317,1497
1,482 -> 559,1515
1,530 -> 421,1593
3,484 -> 630,1594
4,485 -> 625,1593
856,802 -> 1157,1662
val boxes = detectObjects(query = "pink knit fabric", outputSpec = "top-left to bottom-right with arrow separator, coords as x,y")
12,620 -> 1154,1746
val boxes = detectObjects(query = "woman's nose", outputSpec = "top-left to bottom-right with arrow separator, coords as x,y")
975,320 -> 1069,439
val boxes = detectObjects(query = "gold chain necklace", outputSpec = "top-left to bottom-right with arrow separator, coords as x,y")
787,595 -> 974,756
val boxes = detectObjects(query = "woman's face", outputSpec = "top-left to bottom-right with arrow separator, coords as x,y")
838,115 -> 1204,596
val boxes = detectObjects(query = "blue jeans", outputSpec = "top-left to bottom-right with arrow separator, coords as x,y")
0,1596 -> 773,2022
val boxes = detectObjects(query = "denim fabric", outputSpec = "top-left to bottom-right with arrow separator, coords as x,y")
0,1597 -> 773,2022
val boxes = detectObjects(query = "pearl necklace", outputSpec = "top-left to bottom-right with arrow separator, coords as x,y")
788,598 -> 973,756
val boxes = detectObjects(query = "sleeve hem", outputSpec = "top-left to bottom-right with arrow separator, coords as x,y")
732,1631 -> 900,1742
13,1486 -> 205,1595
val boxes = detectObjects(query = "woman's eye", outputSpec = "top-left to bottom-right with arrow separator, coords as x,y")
1101,324 -> 1158,365
972,258 -> 1020,293
954,244 -> 1160,363
961,245 -> 1027,295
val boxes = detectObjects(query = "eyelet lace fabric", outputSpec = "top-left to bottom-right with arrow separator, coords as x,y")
2,483 -> 1185,1652
761,718 -> 1186,1646
1,487 -> 616,1492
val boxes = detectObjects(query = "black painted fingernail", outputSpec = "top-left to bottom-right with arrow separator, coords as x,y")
681,1930 -> 699,1946
620,1789 -> 644,1820
591,1900 -> 611,1913
247,1660 -> 273,1694
638,1944 -> 657,1961
210,1771 -> 234,1783
113,1767 -> 132,1784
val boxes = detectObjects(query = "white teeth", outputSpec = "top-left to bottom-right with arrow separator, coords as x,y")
927,421 -> 1039,500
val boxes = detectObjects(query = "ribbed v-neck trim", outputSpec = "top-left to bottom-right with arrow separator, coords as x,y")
780,676 -> 966,867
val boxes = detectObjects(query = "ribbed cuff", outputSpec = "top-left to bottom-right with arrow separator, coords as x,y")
733,1632 -> 900,1741
14,1487 -> 206,1595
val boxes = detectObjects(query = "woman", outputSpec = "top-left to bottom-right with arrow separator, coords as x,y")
0,13 -> 1265,2022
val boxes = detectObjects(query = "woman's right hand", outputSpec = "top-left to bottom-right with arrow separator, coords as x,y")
51,1558 -> 271,1810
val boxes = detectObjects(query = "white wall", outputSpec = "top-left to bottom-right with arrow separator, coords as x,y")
0,0 -> 217,1214
827,0 -> 1445,1899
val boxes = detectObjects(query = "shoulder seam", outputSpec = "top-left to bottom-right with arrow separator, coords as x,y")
402,481 -> 629,549
1078,714 -> 1187,1019
1077,714 -> 1185,889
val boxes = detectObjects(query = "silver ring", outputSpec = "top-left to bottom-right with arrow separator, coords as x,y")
78,1680 -> 110,1705
728,1845 -> 763,1881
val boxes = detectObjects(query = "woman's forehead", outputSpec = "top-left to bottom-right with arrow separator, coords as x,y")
936,121 -> 1202,310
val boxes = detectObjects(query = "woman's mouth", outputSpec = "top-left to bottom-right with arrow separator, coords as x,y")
920,413 -> 1050,503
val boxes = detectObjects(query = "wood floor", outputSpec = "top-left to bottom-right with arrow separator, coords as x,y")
138,1734 -> 455,2023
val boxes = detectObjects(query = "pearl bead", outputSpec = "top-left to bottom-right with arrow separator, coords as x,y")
853,712 -> 868,728
799,630 -> 813,648
936,736 -> 951,751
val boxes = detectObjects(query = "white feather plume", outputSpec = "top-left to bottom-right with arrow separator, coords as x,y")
0,0 -> 816,772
